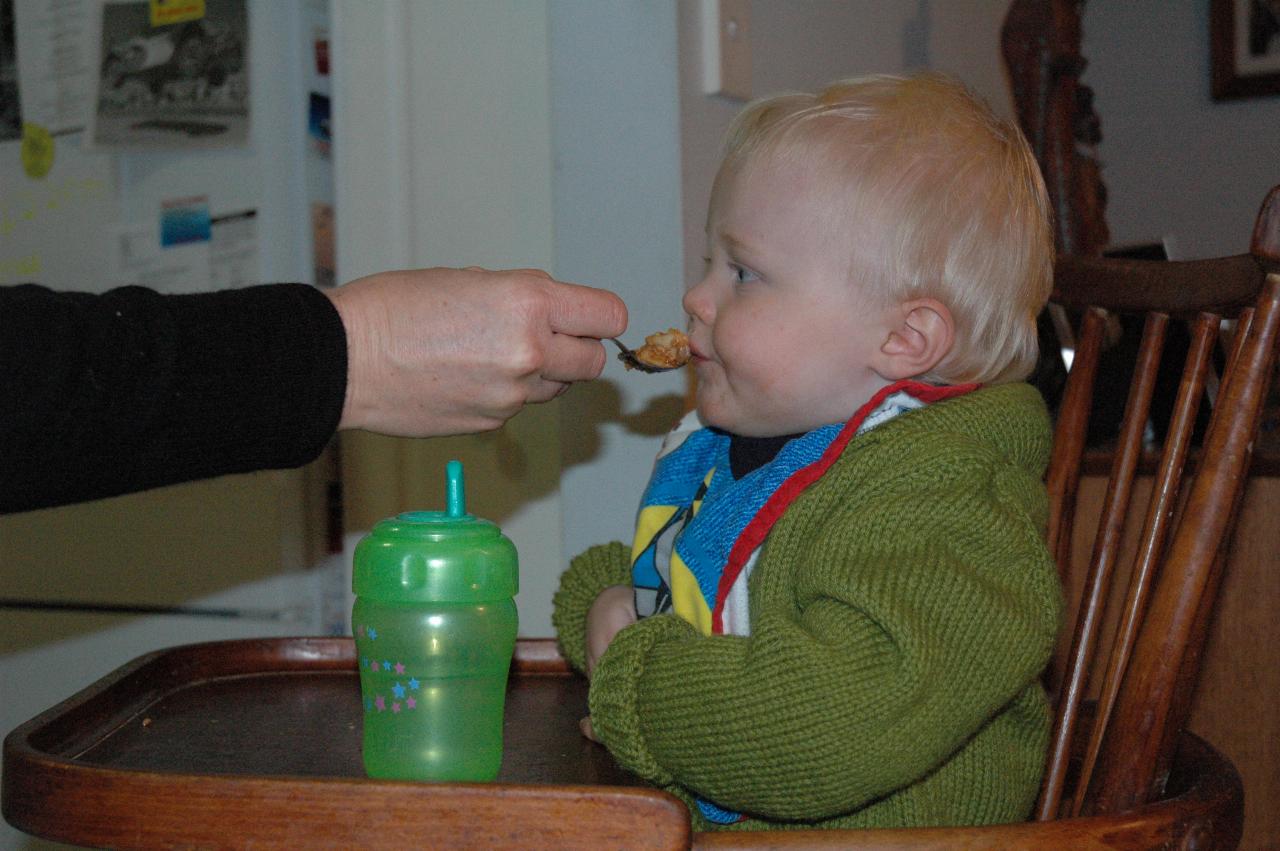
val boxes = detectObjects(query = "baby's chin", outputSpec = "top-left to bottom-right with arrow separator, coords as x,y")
693,400 -> 738,434
695,401 -> 826,437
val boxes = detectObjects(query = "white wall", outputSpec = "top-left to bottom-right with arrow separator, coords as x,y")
549,4 -> 688,566
1083,1 -> 1280,259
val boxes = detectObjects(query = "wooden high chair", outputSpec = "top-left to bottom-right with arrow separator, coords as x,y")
692,188 -> 1280,849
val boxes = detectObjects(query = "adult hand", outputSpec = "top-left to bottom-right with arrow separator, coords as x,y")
328,267 -> 627,436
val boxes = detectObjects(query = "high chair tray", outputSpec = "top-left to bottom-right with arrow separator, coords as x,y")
2,637 -> 690,850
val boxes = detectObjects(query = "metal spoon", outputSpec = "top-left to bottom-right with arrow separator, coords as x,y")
609,337 -> 685,373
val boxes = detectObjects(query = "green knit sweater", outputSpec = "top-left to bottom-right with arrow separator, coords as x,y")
552,383 -> 1062,832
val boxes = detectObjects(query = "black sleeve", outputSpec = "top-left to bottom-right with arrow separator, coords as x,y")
0,283 -> 348,514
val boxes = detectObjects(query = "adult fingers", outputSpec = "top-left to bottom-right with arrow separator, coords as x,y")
542,279 -> 628,340
538,330 -> 610,384
525,376 -> 572,405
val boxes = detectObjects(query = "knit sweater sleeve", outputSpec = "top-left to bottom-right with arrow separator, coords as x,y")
551,540 -> 634,674
587,400 -> 1061,821
0,283 -> 347,513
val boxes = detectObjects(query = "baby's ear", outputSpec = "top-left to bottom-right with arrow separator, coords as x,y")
875,298 -> 955,380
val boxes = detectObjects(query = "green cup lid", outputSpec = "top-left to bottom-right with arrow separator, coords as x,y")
352,460 -> 519,602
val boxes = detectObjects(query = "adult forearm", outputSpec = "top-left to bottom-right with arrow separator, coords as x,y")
0,283 -> 346,513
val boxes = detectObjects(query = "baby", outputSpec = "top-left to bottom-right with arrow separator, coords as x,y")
553,72 -> 1062,832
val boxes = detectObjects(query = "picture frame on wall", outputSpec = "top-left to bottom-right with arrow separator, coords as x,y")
1211,0 -> 1280,99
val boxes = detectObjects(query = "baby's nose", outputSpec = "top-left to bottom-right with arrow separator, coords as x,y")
682,278 -> 714,324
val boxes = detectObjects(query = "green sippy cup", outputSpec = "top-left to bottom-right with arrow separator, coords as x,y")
352,460 -> 518,781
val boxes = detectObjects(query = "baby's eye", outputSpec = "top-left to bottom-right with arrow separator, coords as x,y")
730,263 -> 759,284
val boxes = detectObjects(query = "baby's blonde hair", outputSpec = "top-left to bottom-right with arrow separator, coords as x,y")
710,72 -> 1054,385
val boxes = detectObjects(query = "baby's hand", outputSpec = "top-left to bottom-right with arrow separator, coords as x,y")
579,715 -> 601,743
584,584 -> 637,678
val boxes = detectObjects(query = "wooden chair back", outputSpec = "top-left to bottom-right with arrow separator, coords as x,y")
1037,184 -> 1280,822
694,187 -> 1279,848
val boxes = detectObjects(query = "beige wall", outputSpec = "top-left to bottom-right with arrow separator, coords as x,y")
0,468 -> 320,653
1083,1 -> 1280,259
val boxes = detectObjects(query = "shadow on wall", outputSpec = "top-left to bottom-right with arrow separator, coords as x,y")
560,379 -> 689,471
478,382 -> 685,482
342,379 -> 689,534
460,379 -> 687,526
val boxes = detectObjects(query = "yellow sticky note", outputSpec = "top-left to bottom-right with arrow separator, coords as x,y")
20,124 -> 54,180
150,0 -> 205,27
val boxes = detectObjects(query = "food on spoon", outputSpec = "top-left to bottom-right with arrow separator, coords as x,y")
631,328 -> 691,370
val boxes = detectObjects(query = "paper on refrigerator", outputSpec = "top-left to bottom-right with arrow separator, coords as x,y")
13,0 -> 95,135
